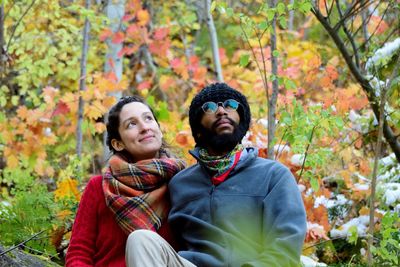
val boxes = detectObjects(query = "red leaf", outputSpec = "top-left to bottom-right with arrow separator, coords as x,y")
122,14 -> 136,22
52,101 -> 70,117
170,58 -> 183,69
137,81 -> 152,91
153,27 -> 169,40
112,32 -> 125,44
99,29 -> 113,42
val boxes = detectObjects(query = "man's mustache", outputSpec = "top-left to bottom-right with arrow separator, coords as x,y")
211,117 -> 237,130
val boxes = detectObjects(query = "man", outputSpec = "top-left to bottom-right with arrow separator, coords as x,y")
126,83 -> 307,267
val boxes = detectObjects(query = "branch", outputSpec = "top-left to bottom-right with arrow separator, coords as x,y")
311,6 -> 400,163
335,0 -> 360,68
6,0 -> 37,52
239,21 -> 269,101
297,124 -> 316,183
0,230 -> 45,257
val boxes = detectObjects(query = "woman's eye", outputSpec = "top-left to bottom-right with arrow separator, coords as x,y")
127,121 -> 136,128
145,115 -> 154,121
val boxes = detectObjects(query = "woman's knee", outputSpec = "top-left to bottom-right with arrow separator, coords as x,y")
127,229 -> 158,246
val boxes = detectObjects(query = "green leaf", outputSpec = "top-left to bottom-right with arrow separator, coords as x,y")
226,7 -> 234,17
239,54 -> 250,67
279,17 -> 287,29
310,176 -> 319,191
277,2 -> 286,15
272,50 -> 279,57
284,79 -> 296,89
348,225 -> 358,244
258,21 -> 269,31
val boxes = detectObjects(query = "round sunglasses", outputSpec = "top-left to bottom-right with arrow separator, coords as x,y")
201,99 -> 240,114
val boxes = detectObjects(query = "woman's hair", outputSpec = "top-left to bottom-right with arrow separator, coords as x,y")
106,95 -> 168,155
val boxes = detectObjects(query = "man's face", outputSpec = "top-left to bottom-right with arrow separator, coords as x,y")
200,102 -> 240,135
197,100 -> 242,155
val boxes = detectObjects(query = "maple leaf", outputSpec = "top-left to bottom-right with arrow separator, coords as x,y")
95,122 -> 106,134
149,40 -> 170,57
42,86 -> 59,103
175,131 -> 190,146
137,80 -> 152,91
153,27 -> 169,40
52,100 -> 70,117
99,28 -> 113,42
16,106 -> 29,120
54,178 -> 81,201
6,154 -> 19,169
112,31 -> 125,44
137,9 -> 150,26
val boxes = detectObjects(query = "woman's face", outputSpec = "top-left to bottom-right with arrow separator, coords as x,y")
111,102 -> 163,162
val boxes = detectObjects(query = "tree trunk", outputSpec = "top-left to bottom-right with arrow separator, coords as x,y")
102,0 -> 125,163
205,0 -> 223,82
76,0 -> 91,158
268,0 -> 279,159
0,4 -> 4,78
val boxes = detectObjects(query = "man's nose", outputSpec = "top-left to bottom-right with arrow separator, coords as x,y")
215,105 -> 227,115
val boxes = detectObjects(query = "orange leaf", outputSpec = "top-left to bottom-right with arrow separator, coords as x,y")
7,154 -> 19,169
17,106 -> 29,120
137,9 -> 150,26
99,28 -> 113,41
95,122 -> 106,134
175,131 -> 189,146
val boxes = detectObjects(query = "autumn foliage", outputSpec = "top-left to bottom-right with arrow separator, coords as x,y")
0,0 -> 399,266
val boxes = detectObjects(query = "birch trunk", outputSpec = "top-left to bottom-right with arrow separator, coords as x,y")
205,0 -> 223,82
76,0 -> 91,158
268,0 -> 279,159
0,4 -> 4,77
102,0 -> 125,163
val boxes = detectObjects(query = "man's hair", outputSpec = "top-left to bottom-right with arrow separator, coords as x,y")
188,83 -> 251,146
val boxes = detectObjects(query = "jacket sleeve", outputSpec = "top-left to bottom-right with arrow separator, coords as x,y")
243,167 -> 307,267
65,177 -> 100,267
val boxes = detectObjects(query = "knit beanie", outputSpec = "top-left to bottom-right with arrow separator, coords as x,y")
189,83 -> 251,145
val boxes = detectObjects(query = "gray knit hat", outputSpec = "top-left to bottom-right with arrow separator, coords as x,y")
189,83 -> 251,144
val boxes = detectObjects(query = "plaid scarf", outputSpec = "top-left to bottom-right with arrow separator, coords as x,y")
103,151 -> 185,234
198,145 -> 243,185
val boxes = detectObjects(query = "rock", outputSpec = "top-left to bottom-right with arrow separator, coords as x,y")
0,244 -> 60,267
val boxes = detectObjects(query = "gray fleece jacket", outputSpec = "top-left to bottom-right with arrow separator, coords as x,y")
168,147 -> 307,267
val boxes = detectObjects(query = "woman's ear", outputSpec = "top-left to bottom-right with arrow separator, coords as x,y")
111,139 -> 125,151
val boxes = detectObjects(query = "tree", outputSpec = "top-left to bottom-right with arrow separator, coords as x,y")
311,0 -> 400,162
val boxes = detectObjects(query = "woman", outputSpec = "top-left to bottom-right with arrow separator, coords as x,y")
65,96 -> 185,267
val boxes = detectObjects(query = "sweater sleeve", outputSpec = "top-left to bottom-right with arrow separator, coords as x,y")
243,167 -> 307,267
65,176 -> 101,267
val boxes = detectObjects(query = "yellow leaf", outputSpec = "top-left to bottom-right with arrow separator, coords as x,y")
54,178 -> 81,201
7,154 -> 19,169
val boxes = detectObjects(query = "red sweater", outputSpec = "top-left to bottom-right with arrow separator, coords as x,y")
65,175 -> 175,267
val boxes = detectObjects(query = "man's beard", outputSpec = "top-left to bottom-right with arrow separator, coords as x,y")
196,118 -> 247,154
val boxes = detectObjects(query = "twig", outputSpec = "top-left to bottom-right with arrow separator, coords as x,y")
0,230 -> 45,257
297,125 -> 317,182
6,0 -> 37,52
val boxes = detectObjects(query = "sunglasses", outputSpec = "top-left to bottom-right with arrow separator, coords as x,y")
201,99 -> 240,114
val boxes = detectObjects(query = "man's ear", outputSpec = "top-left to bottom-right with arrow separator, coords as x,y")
111,139 -> 125,151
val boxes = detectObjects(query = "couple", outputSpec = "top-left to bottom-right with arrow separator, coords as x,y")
66,82 -> 307,267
